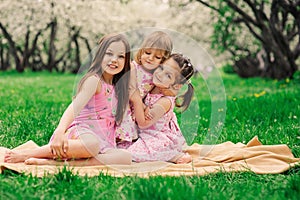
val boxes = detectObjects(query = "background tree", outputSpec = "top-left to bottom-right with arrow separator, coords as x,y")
196,0 -> 300,79
0,0 -> 215,73
0,0 -> 95,73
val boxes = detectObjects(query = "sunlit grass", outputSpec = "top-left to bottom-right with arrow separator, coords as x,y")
0,71 -> 75,147
0,71 -> 299,199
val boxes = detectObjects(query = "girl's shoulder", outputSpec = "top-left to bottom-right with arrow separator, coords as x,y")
132,61 -> 152,76
85,74 -> 102,93
131,60 -> 138,67
157,95 -> 175,105
131,60 -> 140,69
90,73 -> 112,85
83,74 -> 101,83
157,96 -> 173,113
83,73 -> 101,81
148,93 -> 174,112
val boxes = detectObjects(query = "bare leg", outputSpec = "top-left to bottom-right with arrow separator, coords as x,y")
24,157 -> 100,166
4,134 -> 100,163
4,145 -> 54,163
25,149 -> 132,166
94,149 -> 132,165
25,158 -> 64,166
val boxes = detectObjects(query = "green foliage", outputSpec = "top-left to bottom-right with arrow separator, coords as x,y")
221,62 -> 235,74
293,70 -> 300,82
211,1 -> 237,53
0,72 -> 299,199
210,1 -> 261,59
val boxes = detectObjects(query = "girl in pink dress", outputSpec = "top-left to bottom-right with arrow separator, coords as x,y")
116,31 -> 173,148
4,33 -> 132,165
128,53 -> 195,164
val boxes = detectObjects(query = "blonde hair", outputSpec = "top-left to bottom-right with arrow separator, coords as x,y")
134,31 -> 173,65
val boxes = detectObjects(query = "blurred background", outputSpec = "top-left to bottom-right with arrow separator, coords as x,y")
0,0 -> 299,79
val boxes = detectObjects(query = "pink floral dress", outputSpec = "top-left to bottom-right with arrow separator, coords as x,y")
115,61 -> 154,148
50,76 -> 117,153
126,93 -> 187,162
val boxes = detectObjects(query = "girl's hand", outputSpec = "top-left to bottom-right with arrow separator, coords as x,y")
50,129 -> 69,159
144,106 -> 153,120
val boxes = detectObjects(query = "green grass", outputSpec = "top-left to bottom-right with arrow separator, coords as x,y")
0,70 -> 300,199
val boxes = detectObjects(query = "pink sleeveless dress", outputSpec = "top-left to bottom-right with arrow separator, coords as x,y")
126,93 -> 187,162
115,61 -> 154,148
50,76 -> 117,153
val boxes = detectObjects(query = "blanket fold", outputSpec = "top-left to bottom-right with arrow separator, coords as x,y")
0,136 -> 299,177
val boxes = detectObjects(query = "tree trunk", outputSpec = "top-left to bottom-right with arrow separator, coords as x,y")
196,0 -> 300,79
0,39 -> 9,70
0,22 -> 23,72
72,28 -> 81,73
21,27 -> 31,70
46,18 -> 58,72
0,22 -> 46,72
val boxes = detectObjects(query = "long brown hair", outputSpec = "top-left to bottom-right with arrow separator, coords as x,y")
77,33 -> 131,124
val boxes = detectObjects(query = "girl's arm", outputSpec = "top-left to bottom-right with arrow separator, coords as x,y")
131,91 -> 171,129
128,62 -> 137,98
51,75 -> 100,158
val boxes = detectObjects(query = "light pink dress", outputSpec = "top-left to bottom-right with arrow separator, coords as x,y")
115,61 -> 154,148
50,75 -> 117,153
127,93 -> 187,162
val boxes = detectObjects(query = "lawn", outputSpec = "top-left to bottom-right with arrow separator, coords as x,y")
0,70 -> 299,199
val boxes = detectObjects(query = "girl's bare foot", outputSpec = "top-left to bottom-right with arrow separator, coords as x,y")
25,158 -> 64,165
25,157 -> 103,166
4,150 -> 30,163
175,153 -> 192,164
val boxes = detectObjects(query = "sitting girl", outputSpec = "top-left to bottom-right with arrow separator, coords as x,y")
4,33 -> 132,165
127,53 -> 194,164
116,31 -> 173,148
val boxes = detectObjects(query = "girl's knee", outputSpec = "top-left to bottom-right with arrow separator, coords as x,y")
100,149 -> 132,165
79,134 -> 101,156
118,149 -> 132,165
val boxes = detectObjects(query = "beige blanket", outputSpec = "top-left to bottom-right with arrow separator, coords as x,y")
0,136 -> 299,177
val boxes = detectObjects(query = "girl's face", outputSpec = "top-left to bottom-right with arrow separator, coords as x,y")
101,41 -> 126,76
152,57 -> 180,89
140,48 -> 164,72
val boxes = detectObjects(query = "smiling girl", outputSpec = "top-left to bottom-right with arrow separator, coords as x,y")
116,31 -> 173,148
128,53 -> 195,164
4,33 -> 132,164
